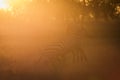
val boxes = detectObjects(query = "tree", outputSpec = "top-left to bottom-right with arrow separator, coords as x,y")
86,0 -> 120,20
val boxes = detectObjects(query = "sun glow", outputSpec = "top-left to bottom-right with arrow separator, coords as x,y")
0,0 -> 11,11
0,0 -> 33,16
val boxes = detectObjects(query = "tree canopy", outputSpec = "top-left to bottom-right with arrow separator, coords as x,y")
79,0 -> 120,19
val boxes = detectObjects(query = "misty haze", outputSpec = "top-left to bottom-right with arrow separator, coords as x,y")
0,0 -> 120,80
